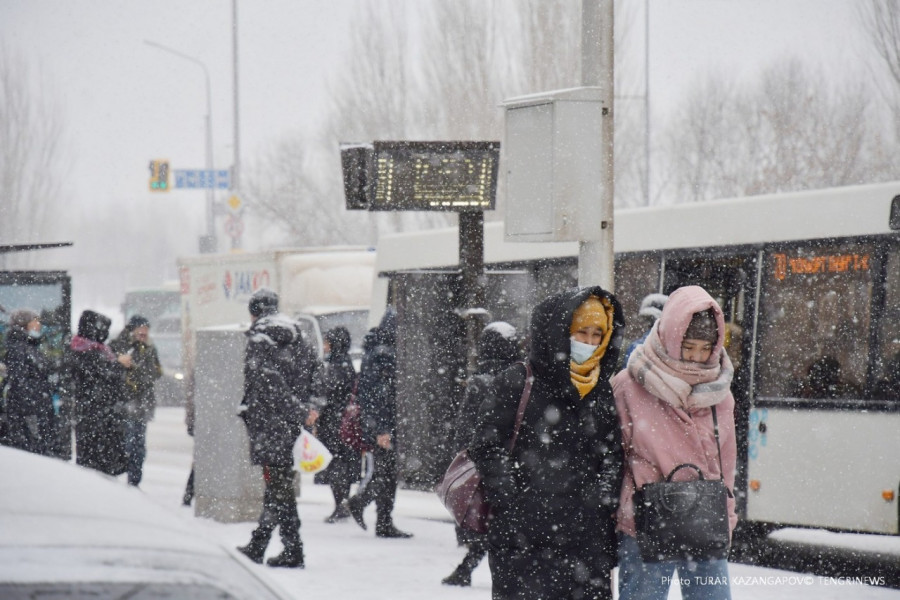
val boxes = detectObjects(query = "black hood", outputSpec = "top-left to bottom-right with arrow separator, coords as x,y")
324,326 -> 351,357
77,310 -> 112,343
528,286 -> 624,387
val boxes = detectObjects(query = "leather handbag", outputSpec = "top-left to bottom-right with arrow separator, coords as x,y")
633,407 -> 732,562
434,362 -> 532,534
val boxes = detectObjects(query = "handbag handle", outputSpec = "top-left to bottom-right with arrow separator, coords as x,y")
665,463 -> 705,482
506,362 -> 533,452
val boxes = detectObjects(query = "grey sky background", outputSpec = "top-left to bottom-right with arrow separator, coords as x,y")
0,0 -> 867,322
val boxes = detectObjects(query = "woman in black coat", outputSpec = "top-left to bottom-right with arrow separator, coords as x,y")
67,310 -> 131,476
469,286 -> 625,600
3,309 -> 56,456
312,326 -> 359,523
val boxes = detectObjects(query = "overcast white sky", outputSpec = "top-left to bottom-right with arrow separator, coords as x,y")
0,0 -> 868,317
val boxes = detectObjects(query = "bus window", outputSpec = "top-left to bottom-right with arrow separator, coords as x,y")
756,242 -> 875,401
615,254 -> 662,347
873,247 -> 900,400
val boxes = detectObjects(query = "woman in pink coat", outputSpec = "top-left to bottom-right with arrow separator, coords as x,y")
613,285 -> 736,600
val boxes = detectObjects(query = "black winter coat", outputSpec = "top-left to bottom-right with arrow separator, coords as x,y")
357,323 -> 397,442
240,314 -> 316,467
67,336 -> 127,476
468,286 -> 625,593
312,330 -> 356,454
4,327 -> 54,418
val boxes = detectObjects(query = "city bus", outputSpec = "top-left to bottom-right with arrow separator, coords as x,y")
370,181 -> 900,540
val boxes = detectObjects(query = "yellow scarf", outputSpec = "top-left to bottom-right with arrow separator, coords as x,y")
569,296 -> 615,398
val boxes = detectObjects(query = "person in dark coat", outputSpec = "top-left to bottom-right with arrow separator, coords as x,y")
469,287 -> 625,600
442,321 -> 521,587
346,308 -> 413,539
3,309 -> 56,456
110,315 -> 162,486
67,310 -> 132,476
236,288 -> 319,569
311,326 -> 359,523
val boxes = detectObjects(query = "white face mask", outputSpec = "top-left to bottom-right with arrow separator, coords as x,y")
570,337 -> 599,364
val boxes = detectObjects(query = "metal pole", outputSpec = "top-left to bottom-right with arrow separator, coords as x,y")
578,0 -> 615,291
644,0 -> 651,207
144,40 -> 217,252
458,211 -> 486,376
232,0 -> 241,194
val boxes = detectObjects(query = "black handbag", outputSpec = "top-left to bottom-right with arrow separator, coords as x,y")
633,406 -> 732,563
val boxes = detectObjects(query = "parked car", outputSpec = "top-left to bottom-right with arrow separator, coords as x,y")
0,446 -> 289,599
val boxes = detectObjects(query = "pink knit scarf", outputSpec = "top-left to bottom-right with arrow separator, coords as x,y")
627,322 -> 734,411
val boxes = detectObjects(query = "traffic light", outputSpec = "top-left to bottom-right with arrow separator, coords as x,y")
149,159 -> 170,191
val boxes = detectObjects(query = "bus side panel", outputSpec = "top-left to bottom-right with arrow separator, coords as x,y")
746,407 -> 900,534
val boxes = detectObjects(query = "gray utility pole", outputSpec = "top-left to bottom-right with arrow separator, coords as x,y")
578,0 -> 615,290
144,40 -> 217,253
232,0 -> 241,195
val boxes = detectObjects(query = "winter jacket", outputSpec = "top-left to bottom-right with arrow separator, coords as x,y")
239,313 -> 316,467
110,332 -> 162,422
4,327 -> 54,418
67,335 -> 127,476
357,311 -> 398,443
613,285 -> 738,539
468,287 -> 625,589
3,326 -> 56,454
311,326 -> 357,454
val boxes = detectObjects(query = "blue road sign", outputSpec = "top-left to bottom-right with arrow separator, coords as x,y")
174,169 -> 231,190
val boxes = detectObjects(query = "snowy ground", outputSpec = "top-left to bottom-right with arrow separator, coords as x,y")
140,408 -> 900,600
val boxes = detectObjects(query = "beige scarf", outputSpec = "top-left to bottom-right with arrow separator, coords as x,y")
627,321 -> 734,411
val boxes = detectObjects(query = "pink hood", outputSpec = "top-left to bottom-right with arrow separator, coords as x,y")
657,285 -> 727,360
613,285 -> 737,539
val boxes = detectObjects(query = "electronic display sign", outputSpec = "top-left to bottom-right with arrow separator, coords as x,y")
341,141 -> 499,212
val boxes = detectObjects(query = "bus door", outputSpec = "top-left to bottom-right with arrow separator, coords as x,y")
660,253 -> 759,518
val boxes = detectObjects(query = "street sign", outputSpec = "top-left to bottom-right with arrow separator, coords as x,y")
174,169 -> 231,190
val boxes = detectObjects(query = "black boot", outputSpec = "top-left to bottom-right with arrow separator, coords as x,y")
442,565 -> 472,586
236,542 -> 266,564
324,503 -> 352,524
375,522 -> 413,539
347,496 -> 367,531
236,528 -> 270,564
266,547 -> 304,569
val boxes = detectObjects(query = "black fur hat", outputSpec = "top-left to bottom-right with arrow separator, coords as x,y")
77,309 -> 112,343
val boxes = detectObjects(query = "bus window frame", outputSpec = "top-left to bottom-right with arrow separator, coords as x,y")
751,234 -> 900,412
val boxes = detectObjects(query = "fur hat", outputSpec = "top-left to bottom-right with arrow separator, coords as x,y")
638,293 -> 668,321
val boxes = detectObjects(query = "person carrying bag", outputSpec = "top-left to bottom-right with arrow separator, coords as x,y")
613,285 -> 737,600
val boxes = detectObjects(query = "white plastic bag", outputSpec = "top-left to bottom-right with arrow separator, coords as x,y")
294,428 -> 333,474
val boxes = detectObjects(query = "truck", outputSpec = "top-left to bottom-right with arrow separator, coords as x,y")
176,246 -> 375,407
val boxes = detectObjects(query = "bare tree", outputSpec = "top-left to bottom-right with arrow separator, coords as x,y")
658,59 -> 894,203
0,45 -> 67,266
858,0 -> 900,142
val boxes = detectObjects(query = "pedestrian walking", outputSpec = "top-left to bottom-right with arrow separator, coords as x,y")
236,288 -> 319,569
614,285 -> 737,600
347,308 -> 413,539
469,287 -> 625,599
442,320 -> 521,587
311,326 -> 359,523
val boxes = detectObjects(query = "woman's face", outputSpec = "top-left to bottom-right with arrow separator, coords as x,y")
572,325 -> 604,346
681,338 -> 714,363
26,319 -> 41,333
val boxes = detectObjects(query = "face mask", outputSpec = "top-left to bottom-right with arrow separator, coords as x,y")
27,329 -> 42,340
570,338 -> 598,364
